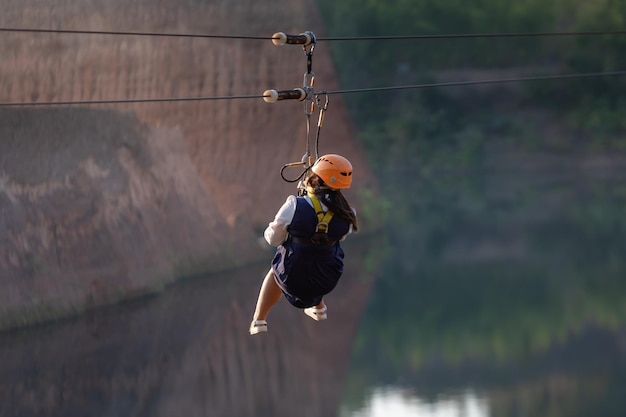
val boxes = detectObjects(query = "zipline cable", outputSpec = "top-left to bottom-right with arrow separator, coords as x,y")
0,94 -> 265,106
1,27 -> 626,41
324,70 -> 626,95
319,30 -> 626,41
0,27 -> 273,40
1,70 -> 625,107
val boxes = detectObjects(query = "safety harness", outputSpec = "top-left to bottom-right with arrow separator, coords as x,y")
309,194 -> 334,234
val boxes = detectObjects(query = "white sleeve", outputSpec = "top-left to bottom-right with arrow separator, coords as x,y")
264,195 -> 297,246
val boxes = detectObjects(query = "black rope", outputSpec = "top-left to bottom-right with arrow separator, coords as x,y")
318,30 -> 626,41
325,70 -> 626,95
1,26 -> 625,41
305,112 -> 313,160
280,163 -> 311,183
1,70 -> 625,107
314,94 -> 329,159
0,94 -> 265,107
0,27 -> 275,40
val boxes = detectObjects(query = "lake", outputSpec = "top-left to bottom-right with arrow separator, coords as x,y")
1,158 -> 625,417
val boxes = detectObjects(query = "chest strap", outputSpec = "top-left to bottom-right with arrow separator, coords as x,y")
309,195 -> 334,233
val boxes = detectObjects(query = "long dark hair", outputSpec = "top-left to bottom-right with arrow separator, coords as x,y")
306,173 -> 358,233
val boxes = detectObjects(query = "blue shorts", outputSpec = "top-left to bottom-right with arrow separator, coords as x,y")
271,239 -> 345,308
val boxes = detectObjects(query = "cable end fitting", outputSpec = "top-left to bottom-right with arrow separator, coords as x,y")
263,88 -> 307,103
263,89 -> 279,103
272,32 -> 288,46
271,31 -> 316,46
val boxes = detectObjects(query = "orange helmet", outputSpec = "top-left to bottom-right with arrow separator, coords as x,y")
311,154 -> 353,189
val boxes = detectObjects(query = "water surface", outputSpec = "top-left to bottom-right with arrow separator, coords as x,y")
340,159 -> 626,417
2,161 -> 625,417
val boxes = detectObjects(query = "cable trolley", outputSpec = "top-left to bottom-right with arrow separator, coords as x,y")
263,31 -> 330,193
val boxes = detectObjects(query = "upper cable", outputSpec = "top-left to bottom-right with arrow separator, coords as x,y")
0,27 -> 625,40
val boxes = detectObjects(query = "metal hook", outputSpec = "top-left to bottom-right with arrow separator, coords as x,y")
316,92 -> 330,112
301,31 -> 317,56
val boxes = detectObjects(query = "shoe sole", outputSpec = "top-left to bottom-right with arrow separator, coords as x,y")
249,321 -> 268,335
304,308 -> 327,321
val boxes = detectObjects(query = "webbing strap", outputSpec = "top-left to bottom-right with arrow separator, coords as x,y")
309,195 -> 334,233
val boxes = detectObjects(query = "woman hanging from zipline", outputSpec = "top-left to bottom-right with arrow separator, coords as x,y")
249,154 -> 358,335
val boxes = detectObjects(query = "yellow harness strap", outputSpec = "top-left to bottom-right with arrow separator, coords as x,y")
309,195 -> 334,233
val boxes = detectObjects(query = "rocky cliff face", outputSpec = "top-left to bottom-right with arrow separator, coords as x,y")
0,0 -> 375,331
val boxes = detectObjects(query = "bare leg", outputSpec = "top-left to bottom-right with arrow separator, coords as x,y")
252,268 -> 283,321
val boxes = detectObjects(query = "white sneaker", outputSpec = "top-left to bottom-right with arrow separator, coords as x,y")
304,306 -> 327,321
249,320 -> 268,335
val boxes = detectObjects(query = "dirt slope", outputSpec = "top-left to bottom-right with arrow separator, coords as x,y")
0,0 -> 375,330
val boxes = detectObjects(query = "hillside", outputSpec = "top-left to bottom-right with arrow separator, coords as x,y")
0,0 -> 376,331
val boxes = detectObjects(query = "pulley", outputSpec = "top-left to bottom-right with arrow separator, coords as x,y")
262,30 -> 330,191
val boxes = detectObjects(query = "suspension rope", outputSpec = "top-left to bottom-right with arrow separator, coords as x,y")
314,93 -> 329,159
1,26 -> 625,41
0,27 -> 276,40
1,70 -> 624,107
318,30 -> 626,41
325,70 -> 626,95
0,94 -> 265,107
277,33 -> 319,190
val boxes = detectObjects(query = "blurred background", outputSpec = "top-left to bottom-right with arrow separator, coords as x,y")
1,0 -> 626,416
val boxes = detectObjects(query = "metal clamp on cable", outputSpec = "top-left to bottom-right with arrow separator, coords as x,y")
262,88 -> 308,103
272,31 -> 316,46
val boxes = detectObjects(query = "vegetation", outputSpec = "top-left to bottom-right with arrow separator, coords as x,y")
318,1 -> 626,415
318,0 -> 626,165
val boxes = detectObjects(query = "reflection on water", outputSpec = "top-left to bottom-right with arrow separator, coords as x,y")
341,158 -> 626,417
2,158 -> 626,417
342,387 -> 488,417
0,239 -> 377,417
